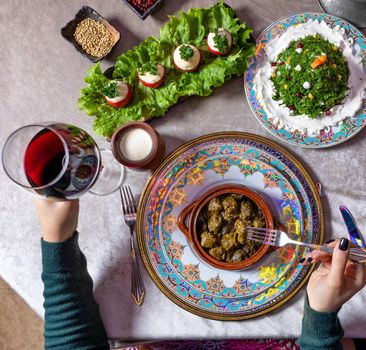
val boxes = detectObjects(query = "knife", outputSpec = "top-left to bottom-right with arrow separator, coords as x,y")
339,205 -> 366,249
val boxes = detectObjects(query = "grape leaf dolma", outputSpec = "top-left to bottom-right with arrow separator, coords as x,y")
197,194 -> 264,262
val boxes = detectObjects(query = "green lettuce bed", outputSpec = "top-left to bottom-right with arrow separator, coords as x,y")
78,2 -> 254,137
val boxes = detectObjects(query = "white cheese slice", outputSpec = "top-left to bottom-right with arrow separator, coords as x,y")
106,81 -> 129,103
138,64 -> 165,84
207,28 -> 232,53
173,44 -> 200,71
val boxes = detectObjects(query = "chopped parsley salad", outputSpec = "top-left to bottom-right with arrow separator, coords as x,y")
270,35 -> 349,119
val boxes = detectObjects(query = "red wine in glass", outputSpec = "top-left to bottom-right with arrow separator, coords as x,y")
26,124 -> 99,199
24,128 -> 67,189
2,123 -> 100,199
3,122 -> 125,199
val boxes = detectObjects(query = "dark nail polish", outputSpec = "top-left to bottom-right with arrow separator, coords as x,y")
339,238 -> 349,251
325,239 -> 335,244
299,257 -> 306,263
307,257 -> 313,263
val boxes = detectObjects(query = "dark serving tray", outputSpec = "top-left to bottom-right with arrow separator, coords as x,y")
61,6 -> 120,62
121,0 -> 163,20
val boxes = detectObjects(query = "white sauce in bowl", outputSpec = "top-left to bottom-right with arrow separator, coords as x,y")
120,128 -> 153,161
253,19 -> 366,134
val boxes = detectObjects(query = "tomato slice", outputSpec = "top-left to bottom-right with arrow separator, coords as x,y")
207,42 -> 222,56
138,70 -> 165,88
105,84 -> 132,108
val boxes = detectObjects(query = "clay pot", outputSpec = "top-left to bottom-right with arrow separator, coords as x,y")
177,184 -> 273,270
111,121 -> 165,170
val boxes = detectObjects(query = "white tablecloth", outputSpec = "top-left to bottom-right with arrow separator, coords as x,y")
1,0 -> 366,341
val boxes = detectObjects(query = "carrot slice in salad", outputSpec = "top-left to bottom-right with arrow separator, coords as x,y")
311,54 -> 327,69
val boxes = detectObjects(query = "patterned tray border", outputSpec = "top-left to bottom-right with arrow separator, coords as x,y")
137,132 -> 324,320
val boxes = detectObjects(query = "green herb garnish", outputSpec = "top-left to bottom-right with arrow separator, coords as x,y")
213,30 -> 229,53
139,62 -> 158,75
179,45 -> 194,60
102,81 -> 119,98
271,35 -> 349,118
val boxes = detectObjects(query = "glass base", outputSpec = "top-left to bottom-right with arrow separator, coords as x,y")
89,149 -> 125,196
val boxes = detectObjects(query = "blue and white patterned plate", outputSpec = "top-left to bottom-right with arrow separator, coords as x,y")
244,12 -> 366,148
137,132 -> 323,320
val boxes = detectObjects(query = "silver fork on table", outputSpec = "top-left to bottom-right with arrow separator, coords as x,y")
247,227 -> 366,263
120,185 -> 145,305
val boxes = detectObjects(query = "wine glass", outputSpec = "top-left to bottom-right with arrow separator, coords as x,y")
2,122 -> 125,199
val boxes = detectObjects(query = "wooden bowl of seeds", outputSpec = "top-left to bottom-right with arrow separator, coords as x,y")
61,6 -> 120,62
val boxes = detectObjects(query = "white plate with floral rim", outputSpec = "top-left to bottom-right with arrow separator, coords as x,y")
136,132 -> 323,320
244,12 -> 366,148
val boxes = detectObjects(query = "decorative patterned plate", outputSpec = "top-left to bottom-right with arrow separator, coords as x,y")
244,13 -> 366,148
137,133 -> 323,320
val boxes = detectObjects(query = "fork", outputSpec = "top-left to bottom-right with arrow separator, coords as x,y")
120,185 -> 145,305
247,227 -> 366,263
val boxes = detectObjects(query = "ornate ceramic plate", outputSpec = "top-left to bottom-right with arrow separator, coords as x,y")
244,12 -> 366,148
137,133 -> 323,320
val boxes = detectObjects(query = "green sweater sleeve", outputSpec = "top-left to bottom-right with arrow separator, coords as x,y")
41,232 -> 109,350
298,295 -> 344,350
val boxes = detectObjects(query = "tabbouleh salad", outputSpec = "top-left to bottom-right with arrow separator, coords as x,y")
270,35 -> 349,118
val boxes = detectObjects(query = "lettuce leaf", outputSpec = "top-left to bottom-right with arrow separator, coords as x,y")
78,1 -> 254,137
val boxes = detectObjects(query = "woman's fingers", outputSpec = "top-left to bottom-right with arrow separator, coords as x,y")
306,238 -> 366,313
327,238 -> 350,288
302,249 -> 331,268
353,262 -> 366,288
301,240 -> 343,267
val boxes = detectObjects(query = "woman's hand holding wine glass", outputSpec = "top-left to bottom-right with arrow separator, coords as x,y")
34,198 -> 79,243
